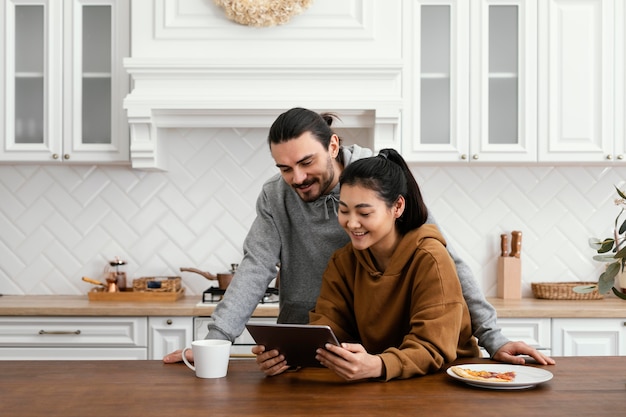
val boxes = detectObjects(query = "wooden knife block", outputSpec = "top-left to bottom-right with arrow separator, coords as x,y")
497,256 -> 521,299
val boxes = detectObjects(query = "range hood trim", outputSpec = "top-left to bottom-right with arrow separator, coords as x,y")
124,60 -> 403,171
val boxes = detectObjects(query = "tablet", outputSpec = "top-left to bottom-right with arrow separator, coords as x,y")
245,323 -> 340,368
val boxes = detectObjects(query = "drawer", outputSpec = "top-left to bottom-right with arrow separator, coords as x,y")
0,317 -> 147,347
0,347 -> 148,360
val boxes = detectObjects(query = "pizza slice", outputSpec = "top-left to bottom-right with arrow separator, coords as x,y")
450,366 -> 516,383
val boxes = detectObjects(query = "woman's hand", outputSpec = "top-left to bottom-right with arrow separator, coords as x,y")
315,342 -> 383,381
162,348 -> 193,364
252,344 -> 291,376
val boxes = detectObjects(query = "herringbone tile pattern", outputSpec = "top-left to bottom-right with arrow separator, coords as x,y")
0,127 -> 623,297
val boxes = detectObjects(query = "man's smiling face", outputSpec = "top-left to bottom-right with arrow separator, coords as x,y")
270,132 -> 340,202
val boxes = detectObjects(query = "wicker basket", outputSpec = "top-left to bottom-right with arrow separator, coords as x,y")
132,276 -> 182,292
531,282 -> 603,300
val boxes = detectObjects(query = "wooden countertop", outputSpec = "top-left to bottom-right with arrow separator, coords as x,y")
0,295 -> 278,317
2,357 -> 624,417
487,297 -> 626,318
0,294 -> 624,318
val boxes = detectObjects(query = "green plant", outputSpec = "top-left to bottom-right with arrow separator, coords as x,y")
575,186 -> 626,299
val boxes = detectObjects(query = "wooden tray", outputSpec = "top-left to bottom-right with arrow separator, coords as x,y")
87,287 -> 185,302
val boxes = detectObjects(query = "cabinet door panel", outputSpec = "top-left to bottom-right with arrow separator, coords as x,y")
538,0 -> 615,162
63,0 -> 129,162
407,0 -> 470,162
0,0 -> 62,161
552,318 -> 626,356
470,0 -> 537,162
148,317 -> 193,360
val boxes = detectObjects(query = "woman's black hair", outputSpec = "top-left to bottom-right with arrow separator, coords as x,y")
268,108 -> 343,161
339,148 -> 428,235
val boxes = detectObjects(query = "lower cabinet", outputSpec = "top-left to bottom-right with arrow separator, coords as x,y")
496,318 -> 626,357
2,315 -> 622,360
0,316 -> 148,360
552,318 -> 626,356
495,318 -> 552,356
148,316 -> 193,360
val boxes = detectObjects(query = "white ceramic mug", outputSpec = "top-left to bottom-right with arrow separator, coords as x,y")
182,339 -> 232,378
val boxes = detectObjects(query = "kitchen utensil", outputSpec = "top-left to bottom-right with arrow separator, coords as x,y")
180,264 -> 239,290
497,230 -> 522,299
82,276 -> 107,287
109,257 -> 127,290
499,234 -> 509,257
509,231 -> 522,258
105,275 -> 119,292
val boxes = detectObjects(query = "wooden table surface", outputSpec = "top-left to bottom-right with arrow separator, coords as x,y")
2,357 -> 624,417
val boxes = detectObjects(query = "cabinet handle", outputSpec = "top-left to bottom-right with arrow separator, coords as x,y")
64,154 -> 70,160
460,154 -> 467,160
39,330 -> 81,335
472,154 -> 479,160
618,155 -> 624,160
606,154 -> 613,160
166,319 -> 172,325
52,154 -> 59,160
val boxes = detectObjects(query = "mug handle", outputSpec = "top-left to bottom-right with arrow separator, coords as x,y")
181,347 -> 195,371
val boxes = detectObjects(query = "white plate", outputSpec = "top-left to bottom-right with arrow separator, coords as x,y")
446,364 -> 553,390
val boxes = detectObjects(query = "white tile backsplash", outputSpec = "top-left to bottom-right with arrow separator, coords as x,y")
0,127 -> 623,297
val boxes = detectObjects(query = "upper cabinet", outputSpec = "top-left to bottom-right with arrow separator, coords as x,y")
538,0 -> 623,163
405,0 -> 625,164
0,0 -> 129,163
404,0 -> 537,163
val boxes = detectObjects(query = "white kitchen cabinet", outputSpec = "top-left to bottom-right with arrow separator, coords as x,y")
496,318 -> 551,354
480,318 -> 551,357
194,316 -> 277,358
0,0 -> 129,163
0,316 -> 147,360
552,318 -> 626,356
148,316 -> 193,360
538,0 -> 623,163
405,0 -> 537,163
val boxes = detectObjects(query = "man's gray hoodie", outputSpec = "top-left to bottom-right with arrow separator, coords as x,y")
208,145 -> 508,356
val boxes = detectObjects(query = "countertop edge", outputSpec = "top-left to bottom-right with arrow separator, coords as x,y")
0,295 -> 624,318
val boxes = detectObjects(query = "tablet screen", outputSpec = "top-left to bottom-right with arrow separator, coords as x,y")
245,323 -> 340,368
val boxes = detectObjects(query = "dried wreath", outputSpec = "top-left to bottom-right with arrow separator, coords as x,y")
214,0 -> 313,27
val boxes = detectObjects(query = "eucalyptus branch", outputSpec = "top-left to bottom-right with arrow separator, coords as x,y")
576,185 -> 626,297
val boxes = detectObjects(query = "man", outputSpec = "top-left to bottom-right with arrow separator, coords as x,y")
164,107 -> 554,366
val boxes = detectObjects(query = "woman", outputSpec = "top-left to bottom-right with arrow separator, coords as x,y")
254,149 -> 480,381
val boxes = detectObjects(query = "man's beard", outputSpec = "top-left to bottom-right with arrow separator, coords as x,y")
293,156 -> 335,203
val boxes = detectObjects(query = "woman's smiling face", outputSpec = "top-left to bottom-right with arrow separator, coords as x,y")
338,184 -> 405,255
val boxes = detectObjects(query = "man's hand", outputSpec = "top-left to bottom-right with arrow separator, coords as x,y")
162,349 -> 193,364
315,342 -> 383,381
252,345 -> 291,376
492,341 -> 556,365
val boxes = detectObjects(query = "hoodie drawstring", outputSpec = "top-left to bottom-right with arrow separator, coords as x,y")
316,194 -> 339,220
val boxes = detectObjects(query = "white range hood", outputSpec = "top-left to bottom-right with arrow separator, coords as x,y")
123,1 -> 404,170
123,59 -> 403,171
